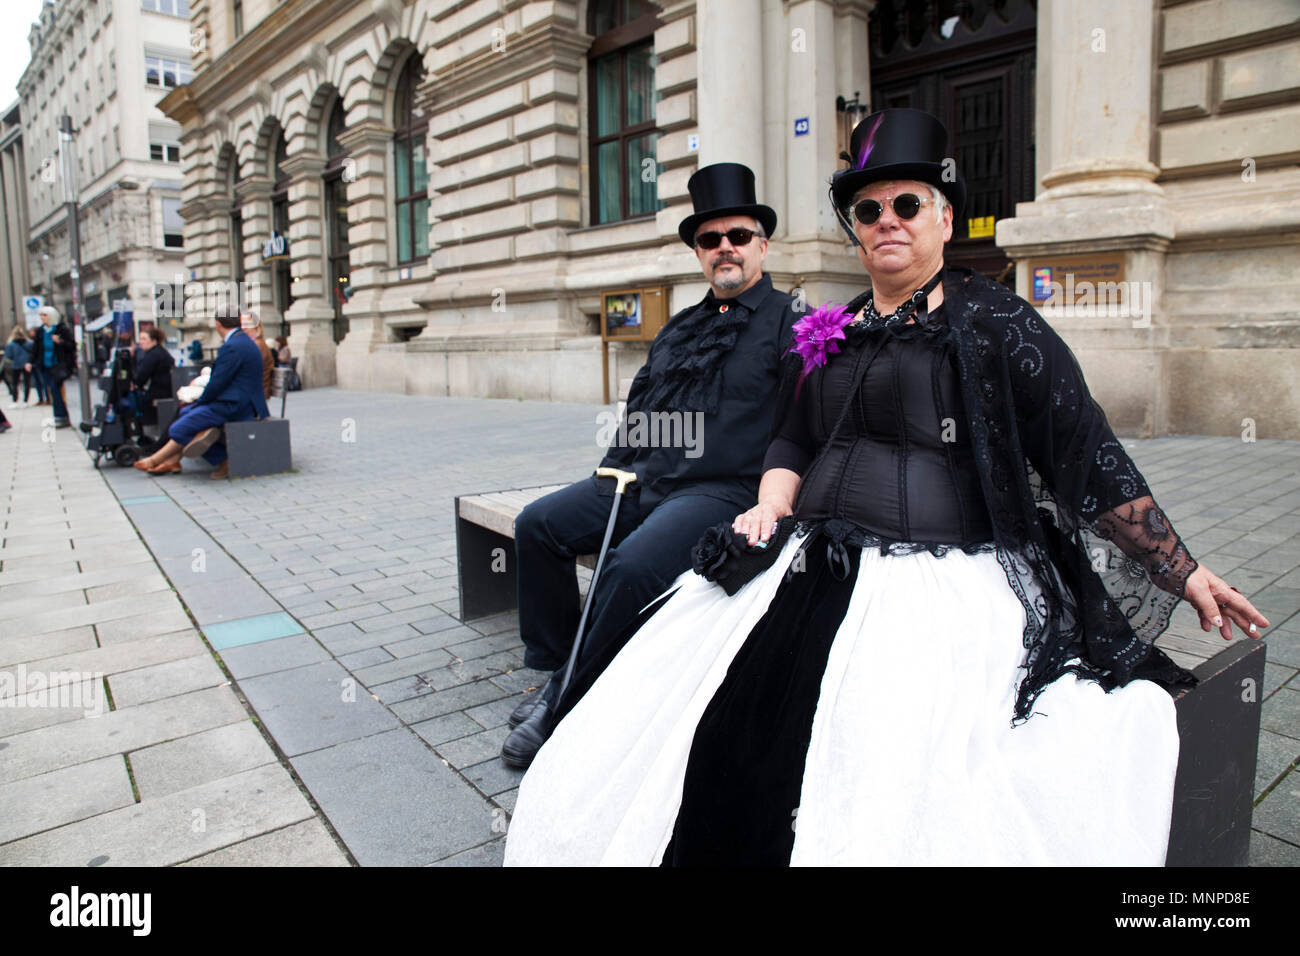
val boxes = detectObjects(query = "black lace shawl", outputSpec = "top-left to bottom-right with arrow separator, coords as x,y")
784,266 -> 1198,722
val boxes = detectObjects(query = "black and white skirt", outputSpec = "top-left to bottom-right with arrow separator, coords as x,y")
504,529 -> 1179,866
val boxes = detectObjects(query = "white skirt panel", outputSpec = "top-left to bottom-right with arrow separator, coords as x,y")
504,538 -> 1180,866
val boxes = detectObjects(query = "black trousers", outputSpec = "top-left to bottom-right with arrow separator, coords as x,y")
515,475 -> 738,672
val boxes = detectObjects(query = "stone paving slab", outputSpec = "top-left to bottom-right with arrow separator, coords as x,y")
94,609 -> 197,645
236,659 -> 400,756
0,630 -> 207,692
218,633 -> 332,679
175,579 -> 284,627
289,727 -> 493,866
430,838 -> 507,867
177,818 -> 349,867
0,684 -> 249,781
0,627 -> 97,668
0,763 -> 314,867
1254,729 -> 1299,798
130,720 -> 277,800
107,654 -> 228,709
351,648 -> 456,687
1249,830 -> 1300,866
0,755 -> 135,844
11,588 -> 179,635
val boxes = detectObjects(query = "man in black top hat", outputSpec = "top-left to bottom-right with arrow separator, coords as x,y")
502,162 -> 799,768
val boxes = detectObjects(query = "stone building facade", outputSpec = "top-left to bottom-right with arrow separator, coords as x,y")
0,102 -> 33,340
161,0 -> 1299,438
16,0 -> 191,342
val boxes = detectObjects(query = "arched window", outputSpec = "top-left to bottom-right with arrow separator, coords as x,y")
324,98 -> 351,343
588,1 -> 662,224
393,55 -> 429,264
226,151 -> 245,298
270,125 -> 294,334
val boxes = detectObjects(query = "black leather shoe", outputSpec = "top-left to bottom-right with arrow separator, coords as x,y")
501,698 -> 555,769
508,691 -> 542,729
507,672 -> 561,729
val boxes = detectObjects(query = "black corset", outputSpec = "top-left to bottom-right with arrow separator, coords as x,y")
785,315 -> 994,546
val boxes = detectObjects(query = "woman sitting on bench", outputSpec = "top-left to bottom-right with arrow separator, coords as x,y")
133,306 -> 269,479
504,109 -> 1269,867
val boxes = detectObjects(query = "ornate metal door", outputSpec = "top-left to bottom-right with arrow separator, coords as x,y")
869,0 -> 1037,283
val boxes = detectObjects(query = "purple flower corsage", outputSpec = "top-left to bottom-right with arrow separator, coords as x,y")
788,303 -> 853,393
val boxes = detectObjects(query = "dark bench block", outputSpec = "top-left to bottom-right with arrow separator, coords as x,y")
455,501 -> 518,622
155,398 -> 179,438
170,365 -> 201,393
1166,638 -> 1266,867
225,418 -> 292,479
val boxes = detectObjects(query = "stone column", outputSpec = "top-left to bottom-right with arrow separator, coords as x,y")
783,0 -> 843,243
996,0 -> 1172,437
696,0 -> 766,193
175,120 -> 232,346
234,174 -> 277,322
334,119 -> 396,390
280,151 -> 338,387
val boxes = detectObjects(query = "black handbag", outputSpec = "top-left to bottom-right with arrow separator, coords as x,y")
691,514 -> 800,596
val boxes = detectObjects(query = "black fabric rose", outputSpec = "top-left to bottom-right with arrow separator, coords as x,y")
692,524 -> 741,581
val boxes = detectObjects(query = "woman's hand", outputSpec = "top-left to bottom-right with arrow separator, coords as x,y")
733,497 -> 792,548
1183,565 -> 1269,641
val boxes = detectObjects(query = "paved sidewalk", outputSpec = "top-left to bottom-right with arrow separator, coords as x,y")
2,387 -> 1298,866
0,399 -> 347,866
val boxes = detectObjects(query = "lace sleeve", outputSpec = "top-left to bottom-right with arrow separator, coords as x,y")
1005,304 -> 1197,598
1091,497 -> 1198,598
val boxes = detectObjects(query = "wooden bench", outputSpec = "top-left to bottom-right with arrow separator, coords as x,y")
455,485 -> 596,622
453,487 -> 1265,866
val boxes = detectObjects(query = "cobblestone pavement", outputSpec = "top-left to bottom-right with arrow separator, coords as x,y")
2,386 -> 1297,866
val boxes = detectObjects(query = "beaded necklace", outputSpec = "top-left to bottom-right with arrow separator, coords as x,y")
853,269 -> 944,329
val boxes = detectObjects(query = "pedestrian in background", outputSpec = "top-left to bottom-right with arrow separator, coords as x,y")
4,327 -> 31,403
241,311 -> 275,401
132,326 -> 176,426
25,306 -> 76,427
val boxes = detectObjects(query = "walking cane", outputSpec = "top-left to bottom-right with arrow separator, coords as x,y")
556,466 -> 638,701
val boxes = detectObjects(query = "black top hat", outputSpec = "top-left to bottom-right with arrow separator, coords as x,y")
677,163 -> 778,247
830,108 -> 966,226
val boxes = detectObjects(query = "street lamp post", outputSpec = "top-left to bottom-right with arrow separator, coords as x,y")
58,114 -> 93,425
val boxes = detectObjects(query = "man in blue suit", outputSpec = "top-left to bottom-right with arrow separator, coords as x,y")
133,305 -> 270,478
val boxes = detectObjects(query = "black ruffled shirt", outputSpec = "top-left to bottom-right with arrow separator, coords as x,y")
765,303 -> 995,547
600,273 -> 798,516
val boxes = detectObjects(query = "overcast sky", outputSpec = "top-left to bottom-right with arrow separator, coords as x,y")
1,1 -> 49,108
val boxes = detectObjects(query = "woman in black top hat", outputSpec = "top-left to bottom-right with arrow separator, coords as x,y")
504,109 -> 1267,866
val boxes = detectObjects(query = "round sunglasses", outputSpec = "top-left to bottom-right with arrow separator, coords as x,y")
694,227 -> 763,250
853,193 -> 934,226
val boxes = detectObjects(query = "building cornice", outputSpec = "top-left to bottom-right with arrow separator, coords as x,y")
430,22 -> 592,108
163,0 -> 367,124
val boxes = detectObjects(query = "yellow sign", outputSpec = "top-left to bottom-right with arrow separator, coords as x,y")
967,215 -> 995,239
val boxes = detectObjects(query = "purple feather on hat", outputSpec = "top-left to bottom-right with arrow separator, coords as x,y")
855,114 -> 885,171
